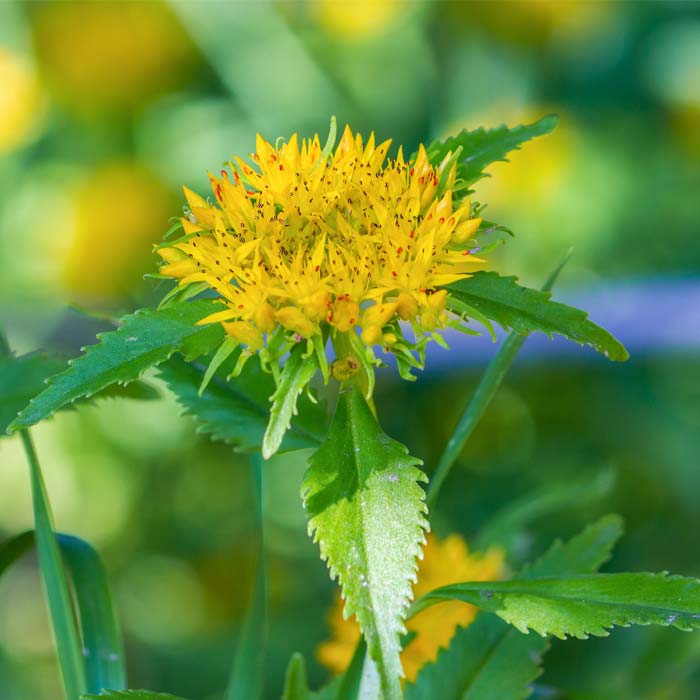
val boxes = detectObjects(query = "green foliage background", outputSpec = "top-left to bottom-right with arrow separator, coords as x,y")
1,2 -> 699,699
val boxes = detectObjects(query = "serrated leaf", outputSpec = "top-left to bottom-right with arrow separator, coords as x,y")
0,351 -> 160,437
406,516 -> 623,700
158,355 -> 324,453
446,271 -> 628,361
283,653 -> 310,700
81,692 -> 190,700
414,572 -> 700,639
10,301 -> 225,432
0,352 -> 64,434
302,386 -> 428,700
522,514 -> 624,579
263,344 -> 319,459
474,469 -> 615,555
405,615 -> 548,700
424,116 -> 558,194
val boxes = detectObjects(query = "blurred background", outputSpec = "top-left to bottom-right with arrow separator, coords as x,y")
1,1 -> 699,698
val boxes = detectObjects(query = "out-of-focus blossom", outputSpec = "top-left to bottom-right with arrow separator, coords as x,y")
63,161 -> 174,301
461,107 -> 629,277
311,0 -> 405,40
318,533 -> 504,681
443,0 -> 614,47
31,1 -> 197,112
0,46 -> 42,152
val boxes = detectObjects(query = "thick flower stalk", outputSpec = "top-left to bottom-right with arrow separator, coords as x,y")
157,123 -> 485,383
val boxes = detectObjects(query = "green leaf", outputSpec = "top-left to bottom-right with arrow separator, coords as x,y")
446,271 -> 628,361
0,351 -> 160,436
10,301 -> 225,432
415,573 -> 700,639
82,692 -> 190,700
521,514 -> 624,578
282,653 -> 310,700
303,386 -> 428,700
158,355 -> 323,453
0,352 -> 64,434
263,344 -> 319,459
198,336 -> 238,395
405,615 -> 548,700
406,516 -> 623,700
424,116 -> 558,194
0,531 -> 126,694
59,535 -> 126,693
474,469 -> 615,555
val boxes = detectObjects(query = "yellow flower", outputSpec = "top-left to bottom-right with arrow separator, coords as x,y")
317,534 -> 504,682
312,0 -> 405,40
158,124 -> 485,377
0,48 -> 42,153
32,1 -> 195,112
64,161 -> 174,301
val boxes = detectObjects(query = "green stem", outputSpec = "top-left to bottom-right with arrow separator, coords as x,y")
0,329 -> 87,700
331,330 -> 376,415
425,335 -> 524,509
225,453 -> 267,700
426,250 -> 572,510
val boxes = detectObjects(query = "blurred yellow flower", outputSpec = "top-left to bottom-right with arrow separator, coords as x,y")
445,0 -> 612,47
158,125 -> 484,366
317,533 -> 504,682
312,0 -> 404,40
31,1 -> 196,111
64,161 -> 173,301
0,47 -> 42,153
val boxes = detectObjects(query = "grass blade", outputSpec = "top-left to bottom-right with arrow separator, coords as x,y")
0,529 -> 126,694
59,535 -> 127,693
0,330 -> 87,699
21,431 -> 87,700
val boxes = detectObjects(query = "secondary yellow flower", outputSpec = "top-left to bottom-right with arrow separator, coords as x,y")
64,161 -> 174,300
158,123 -> 484,377
317,534 -> 504,682
0,48 -> 42,153
32,1 -> 195,112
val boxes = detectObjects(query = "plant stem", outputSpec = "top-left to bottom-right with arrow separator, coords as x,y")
331,330 -> 376,415
0,328 -> 87,700
225,452 -> 267,700
426,251 -> 572,510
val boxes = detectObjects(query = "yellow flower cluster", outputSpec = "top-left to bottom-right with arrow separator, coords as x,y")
158,125 -> 483,358
317,534 -> 504,682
